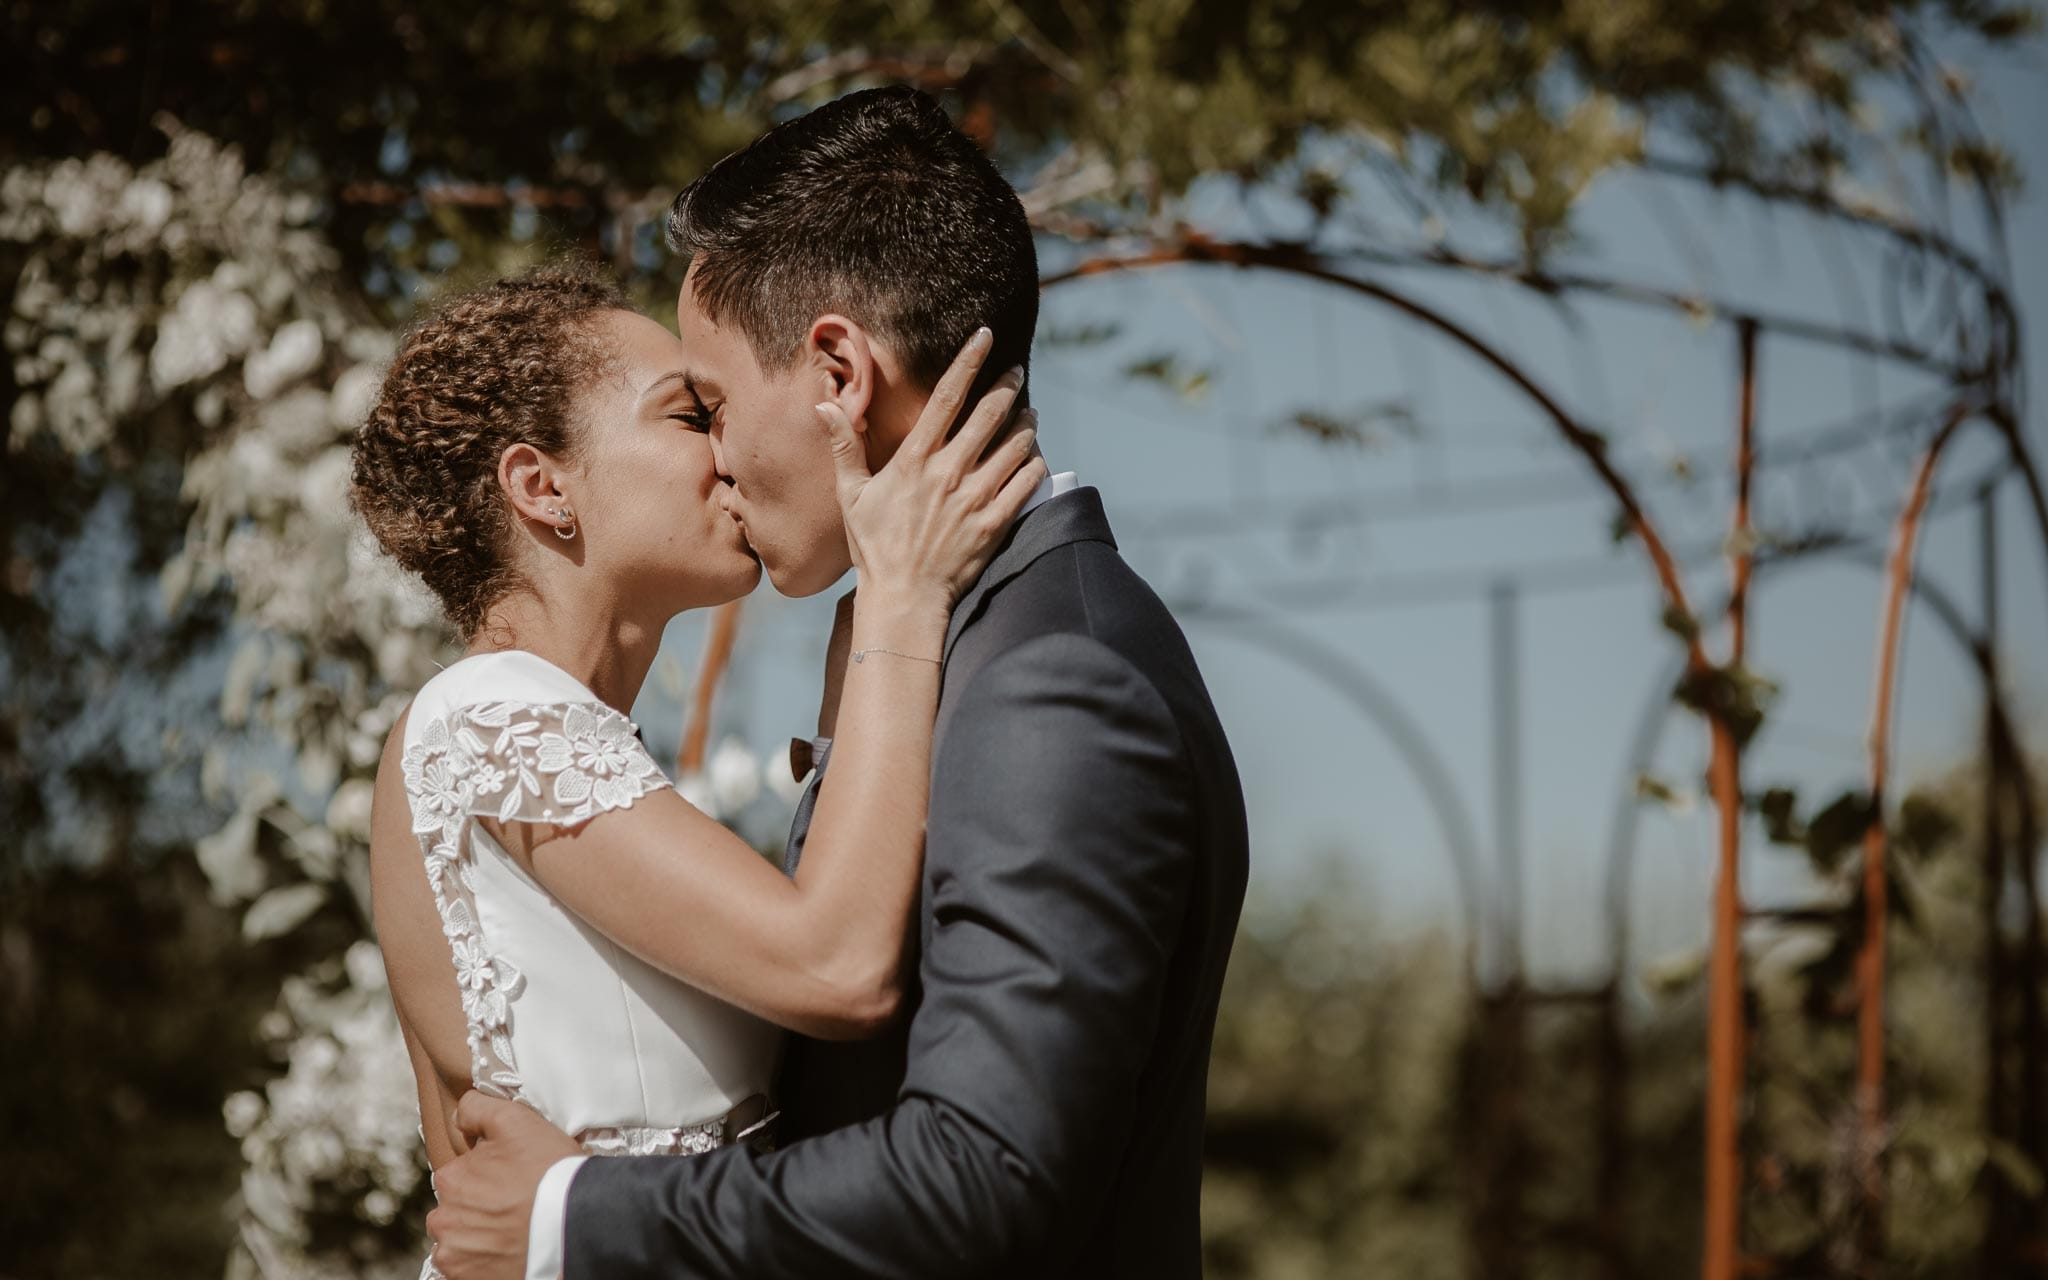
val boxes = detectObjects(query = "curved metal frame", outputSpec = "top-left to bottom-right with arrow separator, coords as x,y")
1175,604 -> 1491,979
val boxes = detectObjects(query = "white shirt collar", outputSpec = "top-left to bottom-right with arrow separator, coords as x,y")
1017,468 -> 1081,523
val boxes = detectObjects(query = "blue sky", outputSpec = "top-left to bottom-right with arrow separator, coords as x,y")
636,36 -> 2048,991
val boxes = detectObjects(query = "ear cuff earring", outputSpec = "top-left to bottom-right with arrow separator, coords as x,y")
546,506 -> 577,540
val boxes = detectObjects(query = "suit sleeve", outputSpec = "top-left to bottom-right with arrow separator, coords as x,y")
564,633 -> 1194,1278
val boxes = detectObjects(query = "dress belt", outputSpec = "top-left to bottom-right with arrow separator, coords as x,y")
567,1093 -> 778,1159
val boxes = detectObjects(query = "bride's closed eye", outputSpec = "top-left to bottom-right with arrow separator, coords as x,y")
669,400 -> 717,433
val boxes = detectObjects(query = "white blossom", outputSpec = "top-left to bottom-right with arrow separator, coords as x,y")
229,945 -> 429,1273
324,779 -> 376,841
224,1090 -> 265,1139
5,132 -> 447,1274
344,940 -> 389,994
764,750 -> 809,806
675,772 -> 718,818
154,278 -> 263,389
708,737 -> 763,815
243,317 -> 324,400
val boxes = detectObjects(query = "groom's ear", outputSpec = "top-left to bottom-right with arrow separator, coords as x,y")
806,314 -> 876,432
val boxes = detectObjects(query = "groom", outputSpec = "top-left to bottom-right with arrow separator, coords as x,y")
428,85 -> 1248,1279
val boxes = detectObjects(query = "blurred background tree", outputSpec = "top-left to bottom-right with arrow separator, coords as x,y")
2,2 -> 2042,1277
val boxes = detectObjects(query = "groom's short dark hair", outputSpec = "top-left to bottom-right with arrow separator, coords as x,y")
666,86 -> 1038,393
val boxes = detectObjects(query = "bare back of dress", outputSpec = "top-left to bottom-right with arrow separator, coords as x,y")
399,650 -> 781,1274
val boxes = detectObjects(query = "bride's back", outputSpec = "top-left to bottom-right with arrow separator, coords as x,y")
373,649 -> 780,1164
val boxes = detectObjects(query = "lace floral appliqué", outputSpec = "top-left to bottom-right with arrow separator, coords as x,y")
402,700 -> 668,1101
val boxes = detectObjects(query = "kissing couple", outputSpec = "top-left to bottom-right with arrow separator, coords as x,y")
352,85 -> 1247,1280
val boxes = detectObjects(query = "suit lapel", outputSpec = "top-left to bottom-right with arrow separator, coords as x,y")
943,487 -> 1117,663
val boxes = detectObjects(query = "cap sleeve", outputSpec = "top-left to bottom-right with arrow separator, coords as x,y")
403,700 -> 668,832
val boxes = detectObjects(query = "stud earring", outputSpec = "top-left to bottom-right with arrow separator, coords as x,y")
545,506 -> 576,540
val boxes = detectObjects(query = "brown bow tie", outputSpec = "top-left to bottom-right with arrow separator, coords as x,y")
787,736 -> 832,782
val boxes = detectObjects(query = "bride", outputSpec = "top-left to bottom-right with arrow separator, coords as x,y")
347,263 -> 1041,1271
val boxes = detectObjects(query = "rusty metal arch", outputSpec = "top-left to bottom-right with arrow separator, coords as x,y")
1598,519 -> 2035,983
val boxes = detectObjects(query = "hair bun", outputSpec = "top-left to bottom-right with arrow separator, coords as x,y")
348,261 -> 626,639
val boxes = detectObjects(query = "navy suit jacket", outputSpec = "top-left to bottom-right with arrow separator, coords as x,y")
567,489 -> 1249,1277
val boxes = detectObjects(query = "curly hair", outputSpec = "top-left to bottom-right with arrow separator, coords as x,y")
350,262 -> 628,638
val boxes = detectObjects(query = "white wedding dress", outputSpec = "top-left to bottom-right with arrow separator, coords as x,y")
400,650 -> 782,1276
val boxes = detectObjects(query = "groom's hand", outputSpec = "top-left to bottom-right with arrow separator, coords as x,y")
426,1093 -> 581,1280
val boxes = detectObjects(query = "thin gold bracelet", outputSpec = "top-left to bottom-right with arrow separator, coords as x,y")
851,647 -> 942,666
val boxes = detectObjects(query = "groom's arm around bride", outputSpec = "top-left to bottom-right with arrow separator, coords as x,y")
570,589 -> 1246,1277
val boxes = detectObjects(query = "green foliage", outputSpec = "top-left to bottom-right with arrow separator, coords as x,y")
1753,781 -> 1953,880
1125,351 -> 1217,402
1662,601 -> 1703,643
1039,319 -> 1126,348
1807,789 -> 1882,874
1636,770 -> 1697,813
1896,790 -> 1963,861
5,0 -> 2031,293
1206,790 -> 2048,1278
1276,400 -> 1420,449
1673,661 -> 1781,748
1759,785 -> 1804,844
1740,754 -> 2048,1266
1204,883 -> 1475,1277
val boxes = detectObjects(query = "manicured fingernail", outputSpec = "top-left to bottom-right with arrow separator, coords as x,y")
814,402 -> 834,415
973,326 -> 993,348
1001,365 -> 1024,387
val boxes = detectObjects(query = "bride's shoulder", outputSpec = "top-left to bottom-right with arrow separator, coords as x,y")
385,649 -> 665,829
402,650 -> 601,748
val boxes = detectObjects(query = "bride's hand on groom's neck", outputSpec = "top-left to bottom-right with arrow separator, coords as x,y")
822,325 -> 1043,619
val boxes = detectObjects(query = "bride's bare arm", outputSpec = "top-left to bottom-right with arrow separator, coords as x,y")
496,599 -> 941,1041
491,335 -> 1044,1040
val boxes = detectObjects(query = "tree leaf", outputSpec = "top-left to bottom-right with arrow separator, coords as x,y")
1124,353 -> 1215,403
1805,790 -> 1877,875
1660,603 -> 1700,642
1672,663 -> 1778,748
1756,786 -> 1804,845
1895,791 -> 1960,862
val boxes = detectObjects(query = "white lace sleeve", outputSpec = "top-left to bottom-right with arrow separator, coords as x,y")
400,700 -> 669,1100
405,700 -> 668,830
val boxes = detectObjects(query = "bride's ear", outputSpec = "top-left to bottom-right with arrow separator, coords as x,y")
498,443 -> 575,536
807,315 -> 876,434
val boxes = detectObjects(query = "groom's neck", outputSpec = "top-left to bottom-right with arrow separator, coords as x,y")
859,385 -> 924,472
862,379 -> 1031,473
